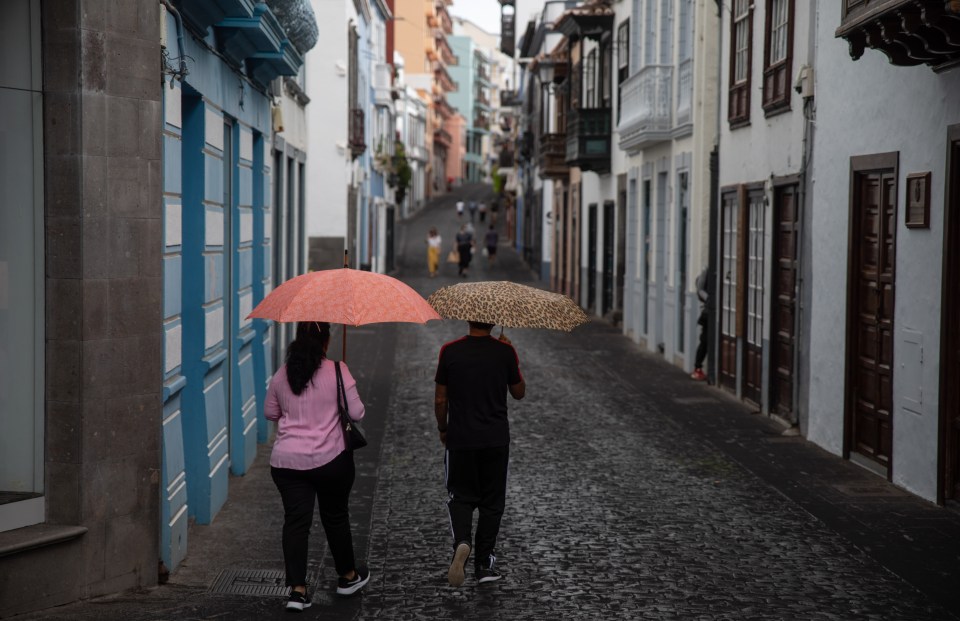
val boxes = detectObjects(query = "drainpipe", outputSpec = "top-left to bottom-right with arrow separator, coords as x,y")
791,0 -> 818,433
160,0 -> 189,80
706,0 -> 723,385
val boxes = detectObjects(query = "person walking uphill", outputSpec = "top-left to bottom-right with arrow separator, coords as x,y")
434,322 -> 526,587
265,322 -> 371,612
426,227 -> 442,277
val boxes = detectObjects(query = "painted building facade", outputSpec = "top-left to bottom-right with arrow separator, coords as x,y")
394,0 -> 458,197
158,0 -> 312,573
807,1 -> 960,504
619,0 -> 718,372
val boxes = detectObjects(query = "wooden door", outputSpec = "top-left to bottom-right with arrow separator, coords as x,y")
847,161 -> 897,471
719,191 -> 739,390
771,184 -> 798,418
743,188 -> 766,405
942,129 -> 960,501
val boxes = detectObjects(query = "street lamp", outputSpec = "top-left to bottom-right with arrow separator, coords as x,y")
537,59 -> 555,85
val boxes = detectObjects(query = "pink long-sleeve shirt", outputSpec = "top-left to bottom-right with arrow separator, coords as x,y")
264,360 -> 365,470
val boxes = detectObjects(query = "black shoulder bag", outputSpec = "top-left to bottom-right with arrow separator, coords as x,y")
334,361 -> 368,450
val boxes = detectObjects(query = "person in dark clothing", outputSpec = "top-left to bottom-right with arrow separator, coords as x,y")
434,322 -> 526,586
455,224 -> 474,277
691,268 -> 710,381
484,225 -> 498,266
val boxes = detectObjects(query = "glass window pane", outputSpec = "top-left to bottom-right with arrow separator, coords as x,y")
0,0 -> 43,516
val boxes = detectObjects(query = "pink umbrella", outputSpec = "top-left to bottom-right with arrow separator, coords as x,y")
247,266 -> 439,359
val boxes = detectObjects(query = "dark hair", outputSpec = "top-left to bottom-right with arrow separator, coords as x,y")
469,321 -> 495,332
285,322 -> 331,395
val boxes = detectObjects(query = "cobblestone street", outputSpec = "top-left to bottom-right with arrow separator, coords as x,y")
16,186 -> 960,621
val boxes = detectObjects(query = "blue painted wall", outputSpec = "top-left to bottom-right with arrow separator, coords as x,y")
160,6 -> 289,570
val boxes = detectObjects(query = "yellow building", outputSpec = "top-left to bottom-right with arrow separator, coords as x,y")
394,0 -> 458,195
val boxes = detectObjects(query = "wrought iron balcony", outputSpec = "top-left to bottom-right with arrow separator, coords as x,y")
538,133 -> 568,179
565,107 -> 611,173
500,89 -> 522,107
617,64 -> 673,153
836,0 -> 960,70
348,108 -> 365,159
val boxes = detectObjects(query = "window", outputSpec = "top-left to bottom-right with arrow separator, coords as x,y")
585,48 -> 598,108
0,0 -> 44,532
728,0 -> 752,125
659,0 -> 673,64
762,0 -> 793,113
617,19 -> 630,122
644,0 -> 657,66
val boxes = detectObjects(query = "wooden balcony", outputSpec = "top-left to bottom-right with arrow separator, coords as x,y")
348,108 -> 366,159
836,0 -> 960,70
538,133 -> 568,179
565,107 -> 611,173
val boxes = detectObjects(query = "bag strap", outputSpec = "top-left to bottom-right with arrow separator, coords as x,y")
334,361 -> 348,416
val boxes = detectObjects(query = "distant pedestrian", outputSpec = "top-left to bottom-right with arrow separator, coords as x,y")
691,268 -> 711,381
456,224 -> 474,278
489,198 -> 499,226
478,201 -> 487,223
435,321 -> 525,587
426,228 -> 442,278
468,201 -> 478,222
484,225 -> 498,266
456,200 -> 464,219
265,322 -> 371,611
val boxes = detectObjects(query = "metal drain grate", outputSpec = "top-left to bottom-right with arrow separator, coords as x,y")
209,569 -> 310,597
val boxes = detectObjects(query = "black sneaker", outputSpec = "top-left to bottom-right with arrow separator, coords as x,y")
448,541 -> 471,587
286,590 -> 311,612
476,567 -> 502,584
336,566 -> 370,596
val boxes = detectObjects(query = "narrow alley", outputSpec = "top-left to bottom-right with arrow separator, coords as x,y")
15,185 -> 960,621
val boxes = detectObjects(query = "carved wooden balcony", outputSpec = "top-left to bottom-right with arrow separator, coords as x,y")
836,0 -> 960,71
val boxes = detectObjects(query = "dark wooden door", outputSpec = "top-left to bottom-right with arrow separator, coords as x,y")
848,168 -> 896,470
942,131 -> 960,501
743,188 -> 765,405
588,204 -> 597,311
771,184 -> 798,418
719,191 -> 739,390
602,200 -> 615,315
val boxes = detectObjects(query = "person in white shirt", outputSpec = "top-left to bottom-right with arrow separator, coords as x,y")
426,228 -> 442,277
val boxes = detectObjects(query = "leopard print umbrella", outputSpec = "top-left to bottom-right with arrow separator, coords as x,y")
427,281 -> 590,331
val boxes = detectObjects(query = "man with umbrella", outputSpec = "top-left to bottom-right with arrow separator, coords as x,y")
434,321 -> 525,586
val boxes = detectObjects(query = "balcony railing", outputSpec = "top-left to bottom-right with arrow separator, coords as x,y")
617,64 -> 673,153
473,115 -> 490,131
349,107 -> 366,159
538,132 -> 568,179
565,107 -> 611,173
500,89 -> 522,107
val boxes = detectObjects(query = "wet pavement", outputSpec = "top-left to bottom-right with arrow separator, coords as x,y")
14,184 -> 960,620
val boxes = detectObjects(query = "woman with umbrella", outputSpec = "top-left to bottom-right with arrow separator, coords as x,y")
265,321 -> 371,610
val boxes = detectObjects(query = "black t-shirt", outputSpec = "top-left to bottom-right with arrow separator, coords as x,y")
435,335 -> 523,450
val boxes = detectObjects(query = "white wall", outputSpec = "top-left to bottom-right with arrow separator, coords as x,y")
809,6 -> 960,501
305,0 -> 351,239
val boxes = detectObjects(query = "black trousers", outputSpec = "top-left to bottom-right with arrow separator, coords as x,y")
271,450 -> 356,586
445,445 -> 509,569
695,309 -> 709,368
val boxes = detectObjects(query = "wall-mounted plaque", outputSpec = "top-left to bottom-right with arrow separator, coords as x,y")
905,172 -> 931,229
